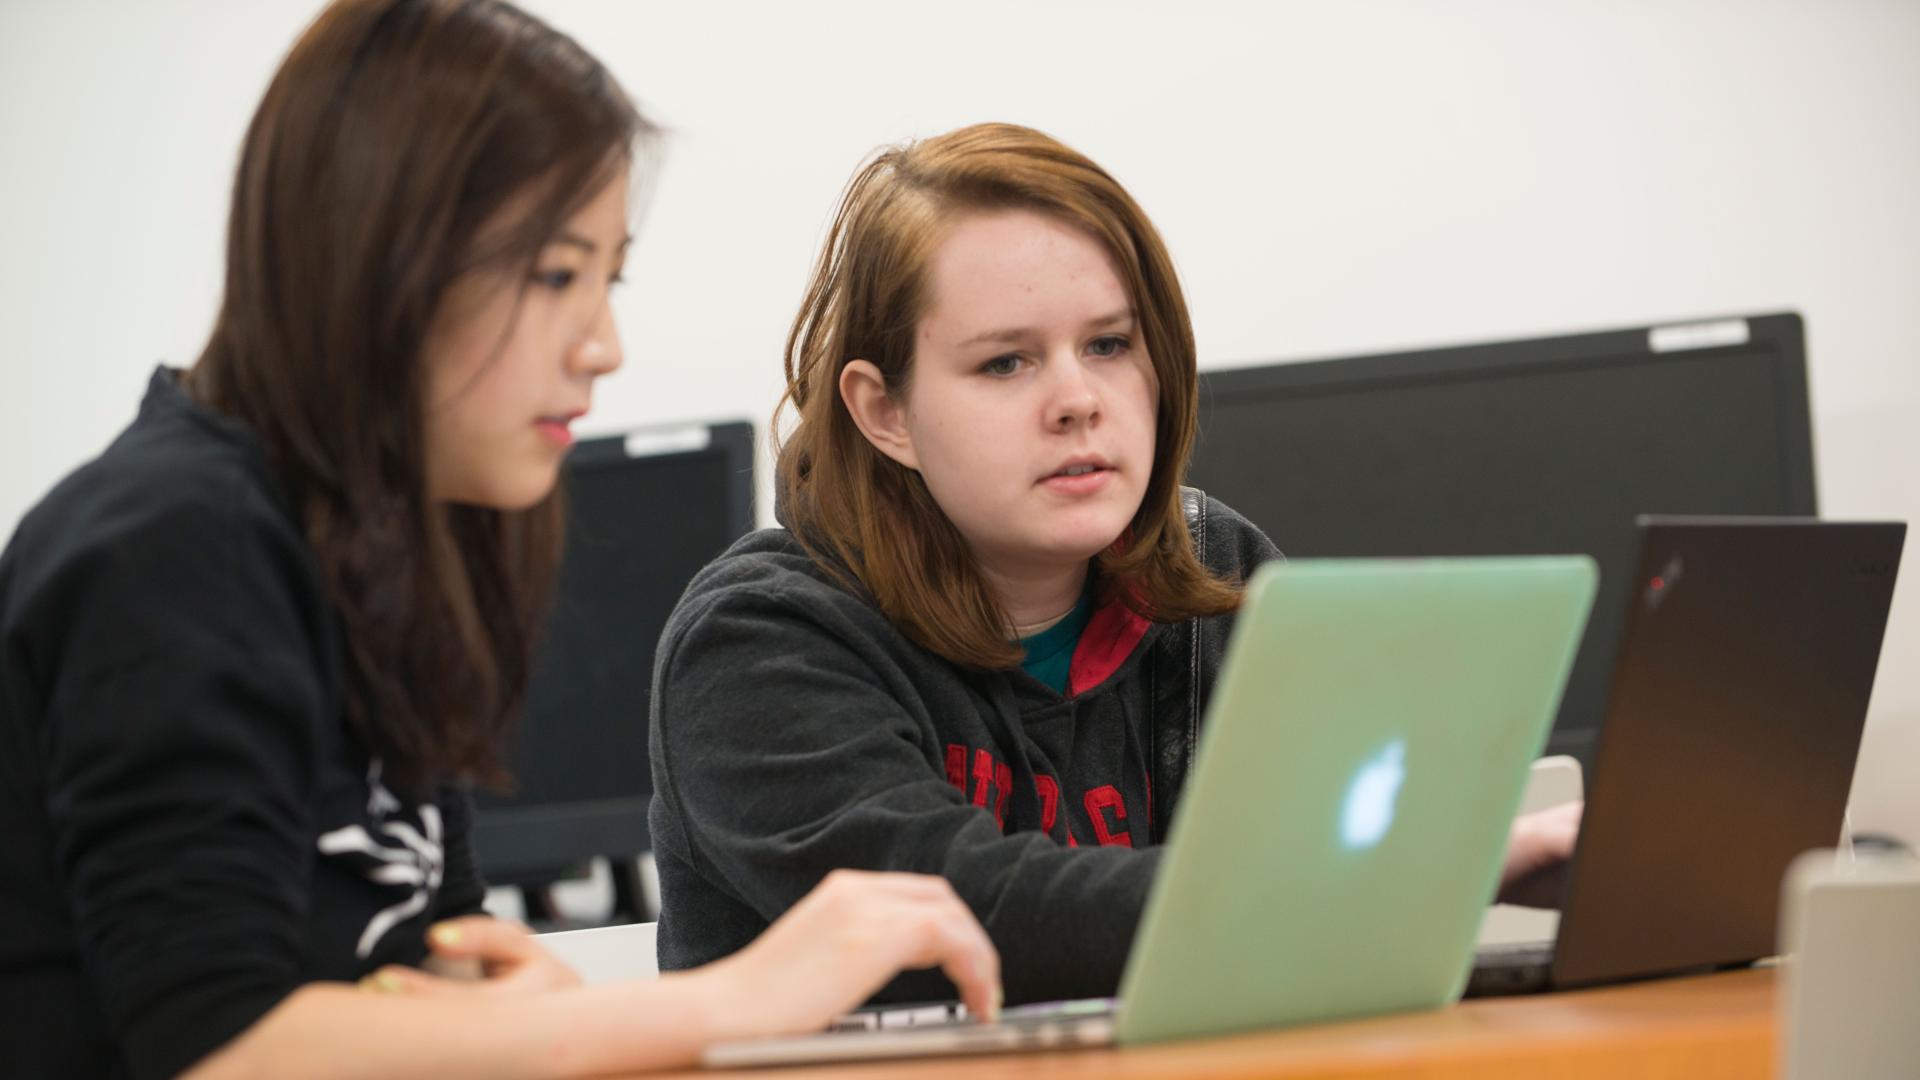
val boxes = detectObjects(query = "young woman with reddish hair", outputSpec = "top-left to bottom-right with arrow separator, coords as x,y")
649,122 -> 1578,1007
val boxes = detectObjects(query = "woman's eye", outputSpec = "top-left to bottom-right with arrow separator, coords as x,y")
531,268 -> 577,290
982,354 -> 1023,377
1088,335 -> 1130,357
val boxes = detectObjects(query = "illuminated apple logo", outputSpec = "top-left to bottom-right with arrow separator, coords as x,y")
1341,739 -> 1407,850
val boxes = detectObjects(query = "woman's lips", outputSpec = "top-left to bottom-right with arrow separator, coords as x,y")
1040,466 -> 1112,495
534,417 -> 576,448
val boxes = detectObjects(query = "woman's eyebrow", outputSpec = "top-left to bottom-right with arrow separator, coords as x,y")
552,231 -> 635,254
956,308 -> 1134,349
956,324 -> 1036,349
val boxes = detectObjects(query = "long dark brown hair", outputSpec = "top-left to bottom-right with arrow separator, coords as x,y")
189,0 -> 653,795
778,123 -> 1240,671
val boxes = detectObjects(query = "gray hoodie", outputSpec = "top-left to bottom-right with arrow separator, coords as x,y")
648,490 -> 1280,1005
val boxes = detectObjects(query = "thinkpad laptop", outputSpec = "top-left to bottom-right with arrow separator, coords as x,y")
705,556 -> 1598,1067
1469,518 -> 1904,996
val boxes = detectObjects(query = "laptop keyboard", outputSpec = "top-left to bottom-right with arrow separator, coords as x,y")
832,997 -> 1120,1033
828,1002 -> 970,1032
1465,940 -> 1556,997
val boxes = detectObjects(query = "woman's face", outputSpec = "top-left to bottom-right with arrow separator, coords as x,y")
421,168 -> 629,509
861,208 -> 1159,579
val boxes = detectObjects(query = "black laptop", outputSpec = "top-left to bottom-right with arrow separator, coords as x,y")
1470,517 -> 1905,996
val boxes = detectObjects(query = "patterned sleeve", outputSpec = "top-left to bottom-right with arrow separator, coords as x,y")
433,784 -> 491,919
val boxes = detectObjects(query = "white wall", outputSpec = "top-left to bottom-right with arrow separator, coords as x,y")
3,0 -> 1915,837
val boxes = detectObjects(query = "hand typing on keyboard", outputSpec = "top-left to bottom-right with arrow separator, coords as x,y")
689,870 -> 1002,1042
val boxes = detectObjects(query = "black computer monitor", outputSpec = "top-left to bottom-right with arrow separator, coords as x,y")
474,420 -> 755,889
1186,312 -> 1816,763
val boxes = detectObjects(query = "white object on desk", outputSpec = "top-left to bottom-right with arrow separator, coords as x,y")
1779,848 -> 1920,1080
1476,754 -> 1582,946
536,921 -> 660,984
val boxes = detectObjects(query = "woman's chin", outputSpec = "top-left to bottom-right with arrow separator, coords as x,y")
441,469 -> 561,512
1029,527 -> 1133,567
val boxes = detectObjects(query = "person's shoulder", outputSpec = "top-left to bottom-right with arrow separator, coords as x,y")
659,527 -> 894,658
1195,490 -> 1264,542
0,371 -> 328,691
6,370 -> 303,592
675,528 -> 871,618
1181,487 -> 1283,573
685,526 -> 817,588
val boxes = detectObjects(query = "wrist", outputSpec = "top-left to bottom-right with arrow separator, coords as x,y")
664,958 -> 755,1048
526,976 -> 731,1076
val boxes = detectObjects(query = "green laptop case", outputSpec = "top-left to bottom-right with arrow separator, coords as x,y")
1115,557 -> 1597,1044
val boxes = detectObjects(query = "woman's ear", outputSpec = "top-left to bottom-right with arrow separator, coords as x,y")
839,359 -> 919,470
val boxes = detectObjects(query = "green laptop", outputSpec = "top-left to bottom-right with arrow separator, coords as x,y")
704,557 -> 1598,1067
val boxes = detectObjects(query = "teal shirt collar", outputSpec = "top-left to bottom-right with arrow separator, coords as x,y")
1017,587 -> 1096,694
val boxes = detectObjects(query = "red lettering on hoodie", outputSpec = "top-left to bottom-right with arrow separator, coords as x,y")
971,749 -> 994,809
944,744 -> 967,793
1084,785 -> 1133,848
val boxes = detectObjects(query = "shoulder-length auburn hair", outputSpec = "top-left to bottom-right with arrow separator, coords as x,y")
777,123 -> 1239,671
188,0 -> 653,796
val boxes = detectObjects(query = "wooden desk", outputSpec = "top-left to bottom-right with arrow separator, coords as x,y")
660,967 -> 1775,1080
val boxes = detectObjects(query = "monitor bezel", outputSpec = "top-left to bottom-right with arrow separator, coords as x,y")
1195,311 -> 1815,517
472,419 -> 755,880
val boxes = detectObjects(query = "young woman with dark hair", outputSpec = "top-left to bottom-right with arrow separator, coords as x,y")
0,3 -> 995,1077
648,122 -> 1581,1008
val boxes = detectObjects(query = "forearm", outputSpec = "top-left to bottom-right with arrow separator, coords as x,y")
689,786 -> 1160,1003
952,839 -> 1158,1002
183,973 -> 732,1080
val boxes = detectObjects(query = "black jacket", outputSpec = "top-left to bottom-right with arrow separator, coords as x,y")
0,370 -> 486,1080
649,490 -> 1280,1005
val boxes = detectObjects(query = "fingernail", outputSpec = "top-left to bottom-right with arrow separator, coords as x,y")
429,922 -> 462,947
988,986 -> 1003,1023
360,970 -> 404,994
